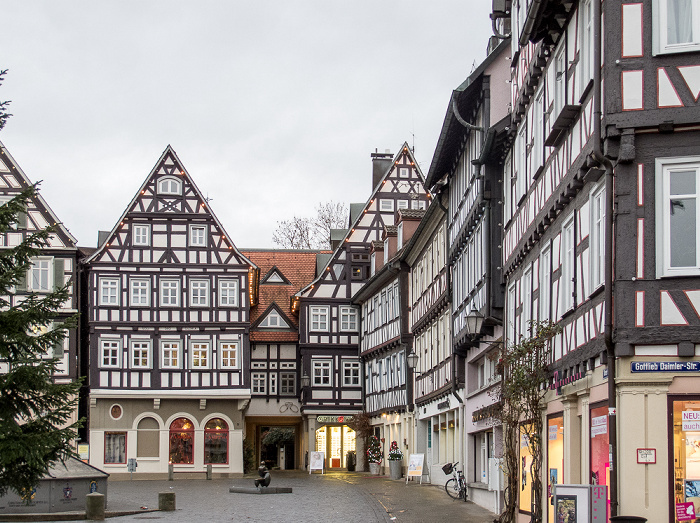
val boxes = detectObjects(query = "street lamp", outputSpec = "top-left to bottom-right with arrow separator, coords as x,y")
300,373 -> 310,388
465,308 -> 485,338
406,351 -> 419,370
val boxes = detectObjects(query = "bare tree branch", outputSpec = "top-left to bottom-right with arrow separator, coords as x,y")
272,201 -> 348,250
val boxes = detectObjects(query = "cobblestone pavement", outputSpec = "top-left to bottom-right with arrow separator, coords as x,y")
36,471 -> 498,522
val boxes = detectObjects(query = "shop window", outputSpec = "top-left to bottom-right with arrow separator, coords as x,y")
105,432 -> 126,464
590,404 -> 610,510
519,426 -> 534,513
547,414 -> 564,522
204,418 -> 228,464
672,397 -> 700,516
137,417 -> 159,458
169,417 -> 194,464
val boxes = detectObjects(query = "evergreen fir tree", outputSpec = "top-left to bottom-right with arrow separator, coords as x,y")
0,186 -> 81,498
367,435 -> 382,464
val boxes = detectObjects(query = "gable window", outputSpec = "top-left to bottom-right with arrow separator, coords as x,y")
160,279 -> 180,306
379,199 -> 394,212
99,278 -> 119,306
101,339 -> 121,368
158,176 -> 181,195
654,0 -> 700,54
343,361 -> 360,386
130,279 -> 150,307
656,156 -> 700,276
260,310 -> 289,328
281,372 -> 296,394
161,341 -> 181,369
397,199 -> 409,209
590,184 -> 606,290
560,215 -> 575,313
190,280 -> 210,307
252,372 -> 266,394
313,360 -> 332,386
340,306 -> 357,331
310,306 -> 329,331
191,341 -> 210,369
130,340 -> 151,369
219,341 -> 239,369
190,225 -> 206,247
133,224 -> 150,246
218,279 -> 238,306
265,271 -> 285,283
29,258 -> 53,292
399,167 -> 409,178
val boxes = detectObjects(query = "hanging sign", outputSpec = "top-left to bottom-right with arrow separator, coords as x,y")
309,451 -> 325,474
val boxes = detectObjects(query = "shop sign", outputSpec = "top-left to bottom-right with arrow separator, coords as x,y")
631,361 -> 700,372
676,501 -> 696,521
316,415 -> 353,424
591,416 -> 607,437
682,411 -> 700,431
636,448 -> 656,464
548,424 -> 558,440
437,400 -> 450,410
472,402 -> 501,422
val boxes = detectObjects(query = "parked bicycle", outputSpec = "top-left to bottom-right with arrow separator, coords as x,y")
443,462 -> 467,501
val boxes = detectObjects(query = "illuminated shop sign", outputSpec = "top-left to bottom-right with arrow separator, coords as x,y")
472,402 -> 501,422
316,415 -> 354,424
631,361 -> 700,372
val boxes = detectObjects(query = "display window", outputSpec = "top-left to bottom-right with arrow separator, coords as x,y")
672,397 -> 700,521
590,403 -> 610,522
104,432 -> 126,464
519,424 -> 534,514
547,414 -> 564,523
169,417 -> 194,464
315,425 -> 356,469
204,418 -> 228,464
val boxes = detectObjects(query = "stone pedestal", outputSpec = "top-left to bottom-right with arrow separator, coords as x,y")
159,491 -> 176,511
85,493 -> 105,521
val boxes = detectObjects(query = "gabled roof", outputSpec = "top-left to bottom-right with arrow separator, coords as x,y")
0,140 -> 78,247
85,145 -> 254,268
261,266 -> 290,285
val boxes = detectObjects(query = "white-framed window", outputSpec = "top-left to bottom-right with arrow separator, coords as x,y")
397,199 -> 409,209
269,373 -> 277,395
380,199 -> 394,212
553,42 -> 566,119
158,176 -> 181,195
190,225 -> 206,247
160,279 -> 180,306
656,156 -> 700,276
310,306 -> 329,331
411,199 -> 426,210
218,279 -> 238,306
521,266 -> 532,336
590,184 -> 606,290
133,224 -> 150,246
161,340 -> 181,369
653,0 -> 700,55
579,0 -> 594,90
343,361 -> 360,386
130,279 -> 150,307
260,310 -> 289,328
540,245 -> 552,321
219,341 -> 239,369
399,167 -> 409,178
100,339 -> 121,368
313,360 -> 332,386
252,372 -> 266,394
190,280 -> 210,307
383,238 -> 390,264
507,283 -> 517,343
515,122 -> 528,202
397,222 -> 404,249
532,86 -> 545,175
130,340 -> 151,369
560,215 -> 575,313
29,257 -> 53,292
190,341 -> 210,369
99,277 -> 119,306
280,372 -> 296,394
340,306 -> 358,331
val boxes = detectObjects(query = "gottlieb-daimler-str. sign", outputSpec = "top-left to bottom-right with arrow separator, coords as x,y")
630,361 -> 700,372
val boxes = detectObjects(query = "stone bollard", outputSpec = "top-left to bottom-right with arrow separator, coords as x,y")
159,491 -> 176,511
85,492 -> 105,521
168,463 -> 174,481
206,464 -> 212,480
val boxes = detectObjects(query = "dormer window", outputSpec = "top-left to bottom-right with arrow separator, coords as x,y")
397,222 -> 404,249
158,176 -> 182,195
383,238 -> 390,264
259,310 -> 289,328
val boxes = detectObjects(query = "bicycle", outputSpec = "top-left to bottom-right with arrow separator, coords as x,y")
442,462 -> 468,501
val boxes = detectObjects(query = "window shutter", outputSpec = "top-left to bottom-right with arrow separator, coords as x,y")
53,258 -> 64,290
17,206 -> 27,230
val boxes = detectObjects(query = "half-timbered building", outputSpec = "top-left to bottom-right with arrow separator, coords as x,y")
297,145 -> 428,470
85,146 -> 255,477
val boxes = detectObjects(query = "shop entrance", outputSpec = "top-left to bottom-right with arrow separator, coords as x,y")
260,426 -> 296,470
315,425 -> 356,469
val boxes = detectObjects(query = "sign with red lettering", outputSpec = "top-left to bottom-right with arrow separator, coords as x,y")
676,502 -> 696,521
636,448 -> 656,464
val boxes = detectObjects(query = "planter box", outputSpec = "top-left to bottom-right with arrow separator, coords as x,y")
389,460 -> 402,480
369,462 -> 381,475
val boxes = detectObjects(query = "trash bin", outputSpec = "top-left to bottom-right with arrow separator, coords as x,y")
609,516 -> 647,523
346,451 -> 356,471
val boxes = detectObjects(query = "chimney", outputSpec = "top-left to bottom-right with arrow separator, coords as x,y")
97,230 -> 110,248
371,149 -> 393,191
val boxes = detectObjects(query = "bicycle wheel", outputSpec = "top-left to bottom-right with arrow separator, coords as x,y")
445,478 -> 460,499
460,483 -> 468,502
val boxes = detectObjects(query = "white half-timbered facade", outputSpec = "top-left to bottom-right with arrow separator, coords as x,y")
85,146 -> 254,476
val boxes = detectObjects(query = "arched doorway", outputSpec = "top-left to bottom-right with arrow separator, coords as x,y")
315,425 -> 356,469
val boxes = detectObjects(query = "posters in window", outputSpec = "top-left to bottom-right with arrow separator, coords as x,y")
555,495 -> 577,523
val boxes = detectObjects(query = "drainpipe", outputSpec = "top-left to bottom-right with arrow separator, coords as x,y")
592,0 -> 618,516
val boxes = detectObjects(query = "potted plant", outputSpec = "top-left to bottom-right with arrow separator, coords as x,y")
387,441 -> 403,480
367,436 -> 382,475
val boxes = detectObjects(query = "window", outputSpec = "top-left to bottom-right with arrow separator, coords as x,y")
397,200 -> 409,209
270,373 -> 277,395
532,86 -> 545,175
310,306 -> 328,331
219,341 -> 239,369
169,418 -> 194,464
399,167 -> 409,178
521,266 -> 532,336
579,0 -> 594,89
104,432 -> 126,464
191,342 -> 210,369
204,418 -> 228,464
252,372 -> 266,394
313,360 -> 332,386
397,222 -> 404,249
133,224 -> 150,246
130,340 -> 151,369
380,199 -> 394,212
343,361 -> 360,386
130,279 -> 150,307
411,199 -> 426,210
29,258 -> 52,292
160,280 -> 180,306
590,185 -> 606,290
383,238 -> 390,264
260,310 -> 289,328
553,43 -> 566,119
281,372 -> 296,394
100,278 -> 119,306
340,307 -> 357,331
190,280 -> 209,307
161,341 -> 181,369
101,339 -> 121,368
158,176 -> 181,195
654,0 -> 700,54
515,123 -> 528,202
219,279 -> 238,306
656,157 -> 700,276
560,215 -> 575,313
540,245 -> 552,321
190,225 -> 206,247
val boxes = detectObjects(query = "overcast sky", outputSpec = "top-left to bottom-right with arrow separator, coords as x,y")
0,1 -> 494,249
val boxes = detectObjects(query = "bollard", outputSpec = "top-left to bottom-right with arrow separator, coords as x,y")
85,492 -> 105,521
206,464 -> 212,480
159,491 -> 176,511
168,463 -> 174,481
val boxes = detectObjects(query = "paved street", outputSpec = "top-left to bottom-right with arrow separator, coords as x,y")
35,471 -> 497,522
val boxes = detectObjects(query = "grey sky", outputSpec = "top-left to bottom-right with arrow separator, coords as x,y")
0,1 -> 494,249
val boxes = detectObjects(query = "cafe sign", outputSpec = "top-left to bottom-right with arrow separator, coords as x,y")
316,415 -> 353,424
